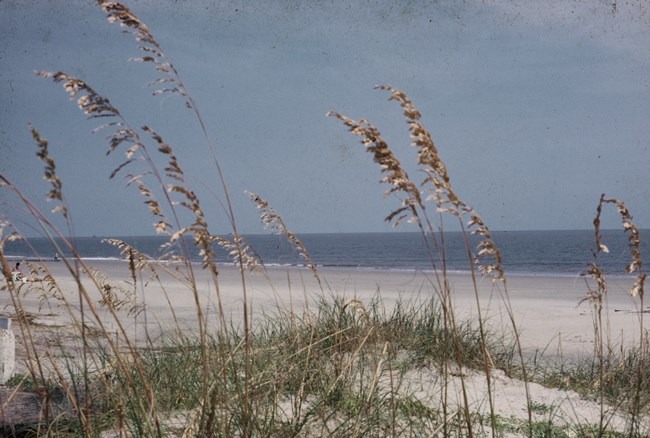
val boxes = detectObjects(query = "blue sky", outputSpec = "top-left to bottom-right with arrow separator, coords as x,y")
1,0 -> 649,237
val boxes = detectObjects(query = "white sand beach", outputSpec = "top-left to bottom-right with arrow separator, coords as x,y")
2,259 -> 648,432
6,259 -> 646,358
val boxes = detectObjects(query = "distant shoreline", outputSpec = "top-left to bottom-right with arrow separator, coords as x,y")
4,255 -> 640,281
8,228 -> 650,239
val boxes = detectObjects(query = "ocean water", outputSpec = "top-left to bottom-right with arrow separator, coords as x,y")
3,230 -> 648,278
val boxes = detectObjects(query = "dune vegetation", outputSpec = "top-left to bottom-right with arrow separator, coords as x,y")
0,2 -> 647,437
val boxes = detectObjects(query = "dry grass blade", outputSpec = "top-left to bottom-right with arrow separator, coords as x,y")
99,1 -> 153,38
30,126 -> 68,219
98,2 -> 244,281
162,181 -> 225,273
376,85 -> 505,281
342,298 -> 370,323
329,88 -> 523,433
35,71 -> 119,120
328,90 -> 505,281
247,191 -> 321,286
98,0 -> 239,224
587,193 -> 646,299
581,193 -> 648,434
89,266 -> 145,316
124,173 -> 170,233
0,223 -> 23,282
467,213 -> 504,281
325,111 -> 421,228
37,68 -> 207,247
103,238 -> 154,271
36,69 -> 183,244
36,70 -> 141,174
143,126 -> 184,182
97,1 -> 190,105
212,234 -> 261,272
375,85 -> 456,208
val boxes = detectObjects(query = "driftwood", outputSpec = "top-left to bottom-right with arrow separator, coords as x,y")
0,388 -> 71,436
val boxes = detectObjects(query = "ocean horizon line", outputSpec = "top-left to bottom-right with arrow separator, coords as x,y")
19,228 -> 649,240
4,230 -> 647,278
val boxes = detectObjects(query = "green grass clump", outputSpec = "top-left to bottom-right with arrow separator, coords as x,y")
85,295 -> 511,436
541,345 -> 650,411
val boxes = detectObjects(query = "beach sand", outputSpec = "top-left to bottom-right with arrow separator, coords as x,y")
5,260 -> 646,358
2,260 -> 648,431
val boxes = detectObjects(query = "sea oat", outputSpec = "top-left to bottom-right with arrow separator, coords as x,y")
376,86 -> 505,281
325,112 -> 421,229
37,69 -> 216,268
88,266 -> 145,317
96,2 -> 249,288
103,238 -> 153,270
328,89 -> 505,281
143,126 -> 184,183
97,0 -> 192,107
211,234 -> 261,272
587,194 -> 645,299
342,298 -> 370,323
97,0 -> 240,248
35,70 -> 145,178
247,191 -> 320,285
0,225 -> 27,287
375,85 -> 458,211
31,126 -> 67,218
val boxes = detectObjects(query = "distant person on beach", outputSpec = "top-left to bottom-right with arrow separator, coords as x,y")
54,252 -> 60,261
11,262 -> 28,283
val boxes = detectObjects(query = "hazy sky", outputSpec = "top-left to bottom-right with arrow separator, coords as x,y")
1,0 -> 649,237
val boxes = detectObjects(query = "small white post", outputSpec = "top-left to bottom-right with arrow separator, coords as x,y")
0,317 -> 15,384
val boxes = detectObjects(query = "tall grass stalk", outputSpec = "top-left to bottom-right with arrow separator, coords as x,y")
329,85 -> 534,436
582,194 -> 647,435
0,1 -> 646,437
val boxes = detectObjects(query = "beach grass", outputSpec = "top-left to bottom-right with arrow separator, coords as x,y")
0,1 -> 648,436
